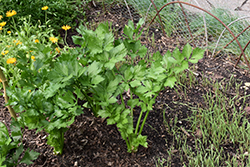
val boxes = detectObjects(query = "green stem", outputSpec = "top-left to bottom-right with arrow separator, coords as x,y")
130,88 -> 133,117
138,109 -> 150,135
64,30 -> 68,46
135,109 -> 143,135
0,68 -> 17,120
12,17 -> 17,32
45,11 -> 47,29
124,136 -> 130,152
138,94 -> 158,135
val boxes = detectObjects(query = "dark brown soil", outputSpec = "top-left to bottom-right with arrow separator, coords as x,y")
1,2 -> 250,167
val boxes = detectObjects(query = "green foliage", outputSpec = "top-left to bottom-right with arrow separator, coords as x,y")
71,19 -> 204,152
2,16 -> 203,154
0,119 -> 39,166
0,0 -> 85,31
7,46 -> 84,154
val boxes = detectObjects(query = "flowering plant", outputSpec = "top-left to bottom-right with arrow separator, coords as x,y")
1,17 -> 204,155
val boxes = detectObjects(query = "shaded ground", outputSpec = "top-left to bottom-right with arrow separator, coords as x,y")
1,2 -> 250,167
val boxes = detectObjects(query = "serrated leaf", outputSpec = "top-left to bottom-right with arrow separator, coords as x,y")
26,109 -> 39,116
121,109 -> 130,118
98,110 -> 111,118
143,80 -> 152,90
163,51 -> 177,69
144,91 -> 154,98
107,76 -> 122,93
107,96 -> 117,104
88,61 -> 102,76
127,99 -> 139,108
152,51 -> 162,61
104,43 -> 126,70
137,134 -> 148,148
124,67 -> 133,81
87,35 -> 104,55
164,76 -> 177,88
124,25 -> 133,39
128,20 -> 135,30
189,48 -> 204,63
137,45 -> 148,57
130,80 -> 141,87
96,22 -> 109,38
91,75 -> 104,85
107,117 -> 116,125
19,149 -> 40,165
43,83 -> 65,99
174,60 -> 189,74
153,85 -> 161,92
12,144 -> 24,162
104,33 -> 114,51
136,86 -> 148,94
72,35 -> 84,46
172,47 -> 182,62
182,43 -> 192,59
47,117 -> 75,132
0,155 -> 6,167
139,102 -> 147,112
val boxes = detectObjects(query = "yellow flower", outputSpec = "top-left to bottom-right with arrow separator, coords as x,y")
1,50 -> 9,55
13,40 -> 17,43
31,56 -> 36,61
0,22 -> 6,27
0,15 -> 2,20
6,10 -> 17,17
0,78 -> 2,82
6,58 -> 16,64
35,39 -> 39,43
42,6 -> 48,10
0,27 -> 2,31
15,40 -> 22,46
55,47 -> 60,53
28,90 -> 31,92
49,37 -> 58,43
62,25 -> 71,31
7,31 -> 11,34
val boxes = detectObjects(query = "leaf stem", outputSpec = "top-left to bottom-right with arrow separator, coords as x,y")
138,109 -> 150,135
135,109 -> 143,135
0,68 -> 17,120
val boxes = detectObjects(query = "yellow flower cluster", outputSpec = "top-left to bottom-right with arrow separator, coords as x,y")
13,40 -> 22,46
42,6 -> 49,10
35,39 -> 39,43
6,58 -> 16,64
6,10 -> 17,17
62,25 -> 71,31
1,50 -> 9,55
49,37 -> 58,43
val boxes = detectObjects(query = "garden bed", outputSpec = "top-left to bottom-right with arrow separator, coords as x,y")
1,1 -> 250,167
